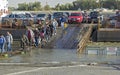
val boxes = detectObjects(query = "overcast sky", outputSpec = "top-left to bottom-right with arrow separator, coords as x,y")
8,0 -> 76,7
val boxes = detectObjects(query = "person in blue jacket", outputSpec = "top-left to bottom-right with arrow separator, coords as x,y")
0,34 -> 6,53
60,15 -> 67,30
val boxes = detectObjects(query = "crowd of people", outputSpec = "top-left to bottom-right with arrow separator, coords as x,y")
0,15 -> 68,54
21,18 -> 59,49
20,15 -> 68,49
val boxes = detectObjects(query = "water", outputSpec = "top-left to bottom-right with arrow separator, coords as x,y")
0,25 -> 119,65
0,48 -> 119,65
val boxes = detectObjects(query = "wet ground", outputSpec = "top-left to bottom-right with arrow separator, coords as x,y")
0,24 -> 120,75
0,24 -> 119,65
0,49 -> 119,65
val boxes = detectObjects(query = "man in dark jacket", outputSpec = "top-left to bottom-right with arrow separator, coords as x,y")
21,34 -> 29,49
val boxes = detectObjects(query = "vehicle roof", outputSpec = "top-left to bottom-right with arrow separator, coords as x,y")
90,11 -> 99,13
71,12 -> 82,14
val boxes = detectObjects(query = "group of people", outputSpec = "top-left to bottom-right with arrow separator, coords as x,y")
0,17 -> 67,54
21,18 -> 59,49
0,32 -> 13,53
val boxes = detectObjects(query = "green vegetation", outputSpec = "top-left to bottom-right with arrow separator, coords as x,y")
8,0 -> 120,11
17,1 -> 42,11
56,0 -> 120,10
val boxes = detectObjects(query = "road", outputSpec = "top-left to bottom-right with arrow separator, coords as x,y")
1,65 -> 120,75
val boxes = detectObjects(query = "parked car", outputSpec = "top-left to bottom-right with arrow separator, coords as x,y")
2,13 -> 32,28
14,12 -> 35,23
53,12 -> 69,19
35,13 -> 49,24
109,15 -> 117,26
53,12 -> 69,26
68,12 -> 83,24
88,11 -> 103,23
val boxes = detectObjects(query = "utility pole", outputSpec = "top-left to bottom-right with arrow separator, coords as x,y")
96,0 -> 100,8
96,0 -> 101,30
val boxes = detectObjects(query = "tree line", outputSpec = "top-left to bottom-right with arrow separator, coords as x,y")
9,0 -> 120,11
55,0 -> 120,10
9,1 -> 51,11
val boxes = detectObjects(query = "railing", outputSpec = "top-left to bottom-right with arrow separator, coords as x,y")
77,22 -> 93,53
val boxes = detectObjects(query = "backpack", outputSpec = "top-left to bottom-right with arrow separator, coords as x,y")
0,37 -> 4,44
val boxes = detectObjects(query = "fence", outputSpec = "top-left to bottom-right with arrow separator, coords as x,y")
84,46 -> 120,56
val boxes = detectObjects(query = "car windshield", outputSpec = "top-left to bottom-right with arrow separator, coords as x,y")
53,12 -> 63,17
90,12 -> 99,16
71,13 -> 81,16
37,14 -> 46,17
109,15 -> 117,20
19,14 -> 26,18
25,13 -> 32,18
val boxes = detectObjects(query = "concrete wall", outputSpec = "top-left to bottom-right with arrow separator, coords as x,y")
0,29 -> 26,39
97,28 -> 120,42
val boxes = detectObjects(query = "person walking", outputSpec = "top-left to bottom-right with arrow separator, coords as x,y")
6,32 -> 13,52
0,34 -> 6,53
84,10 -> 88,23
45,25 -> 51,42
49,21 -> 54,37
60,15 -> 67,37
52,19 -> 58,35
39,26 -> 45,48
21,34 -> 29,49
26,28 -> 35,46
34,28 -> 40,47
60,15 -> 67,30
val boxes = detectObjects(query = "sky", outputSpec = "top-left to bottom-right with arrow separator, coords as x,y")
8,0 -> 76,8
